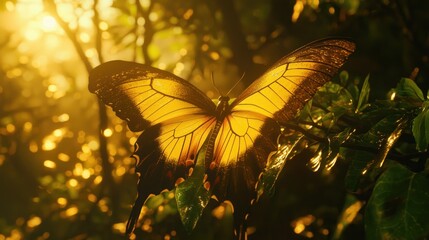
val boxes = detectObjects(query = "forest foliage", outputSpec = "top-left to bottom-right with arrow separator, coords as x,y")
1,0 -> 429,239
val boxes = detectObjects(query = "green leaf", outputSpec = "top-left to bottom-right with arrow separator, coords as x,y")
395,78 -> 424,101
344,115 -> 407,191
412,101 -> 429,151
255,134 -> 302,200
365,163 -> 429,240
356,74 -> 370,112
372,116 -> 407,168
343,148 -> 374,192
144,190 -> 178,224
175,139 -> 211,232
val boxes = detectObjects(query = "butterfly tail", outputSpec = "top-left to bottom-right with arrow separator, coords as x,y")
126,192 -> 145,235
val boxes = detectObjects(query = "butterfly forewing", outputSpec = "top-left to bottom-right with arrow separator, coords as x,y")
89,61 -> 216,132
231,38 -> 356,122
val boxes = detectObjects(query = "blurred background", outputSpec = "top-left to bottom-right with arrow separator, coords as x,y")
0,0 -> 428,239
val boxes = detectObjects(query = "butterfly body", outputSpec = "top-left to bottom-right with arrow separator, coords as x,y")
89,38 -> 355,234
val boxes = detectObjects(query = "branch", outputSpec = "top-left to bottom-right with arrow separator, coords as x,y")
136,0 -> 154,65
93,0 -> 104,64
43,0 -> 92,73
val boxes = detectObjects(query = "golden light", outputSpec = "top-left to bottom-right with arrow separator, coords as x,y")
99,21 -> 109,30
6,123 -> 16,133
81,169 -> 91,179
98,198 -> 110,212
183,9 -> 193,20
212,205 -> 226,220
79,32 -> 91,43
73,163 -> 83,176
179,48 -> 188,56
129,136 -> 137,146
291,214 -> 316,235
88,140 -> 99,150
209,51 -> 220,60
115,166 -> 126,177
23,122 -> 32,132
85,48 -> 97,58
64,206 -> 79,217
58,153 -> 70,162
57,113 -> 70,122
27,216 -> 42,228
23,27 -> 41,41
57,197 -> 68,207
42,139 -> 56,151
103,128 -> 113,137
68,178 -> 78,187
291,0 -> 304,22
294,222 -> 305,234
149,12 -> 159,21
88,194 -> 97,202
325,153 -> 339,171
308,150 -> 322,172
5,1 -> 15,11
112,222 -> 126,234
390,91 -> 396,101
53,128 -> 65,137
173,62 -> 185,75
93,175 -> 103,185
47,84 -> 58,92
43,160 -> 57,169
40,15 -> 58,32
29,141 -> 38,153
114,124 -> 123,132
6,68 -> 22,78
142,219 -> 152,232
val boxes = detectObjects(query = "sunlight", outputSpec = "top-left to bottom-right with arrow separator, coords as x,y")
68,178 -> 78,187
42,139 -> 56,151
308,150 -> 322,172
26,216 -> 42,228
103,128 -> 113,137
112,222 -> 126,234
57,197 -> 68,207
43,160 -> 57,169
40,15 -> 58,32
64,206 -> 79,217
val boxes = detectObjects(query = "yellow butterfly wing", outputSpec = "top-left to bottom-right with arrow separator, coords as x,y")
89,61 -> 218,232
89,61 -> 216,132
208,39 -> 355,204
232,38 -> 356,121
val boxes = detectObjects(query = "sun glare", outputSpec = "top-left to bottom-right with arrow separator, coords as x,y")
41,15 -> 58,32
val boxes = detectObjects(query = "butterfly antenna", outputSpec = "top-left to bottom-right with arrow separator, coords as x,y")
226,72 -> 245,96
211,72 -> 223,96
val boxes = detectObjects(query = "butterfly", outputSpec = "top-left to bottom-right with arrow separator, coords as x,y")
88,38 -> 355,234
